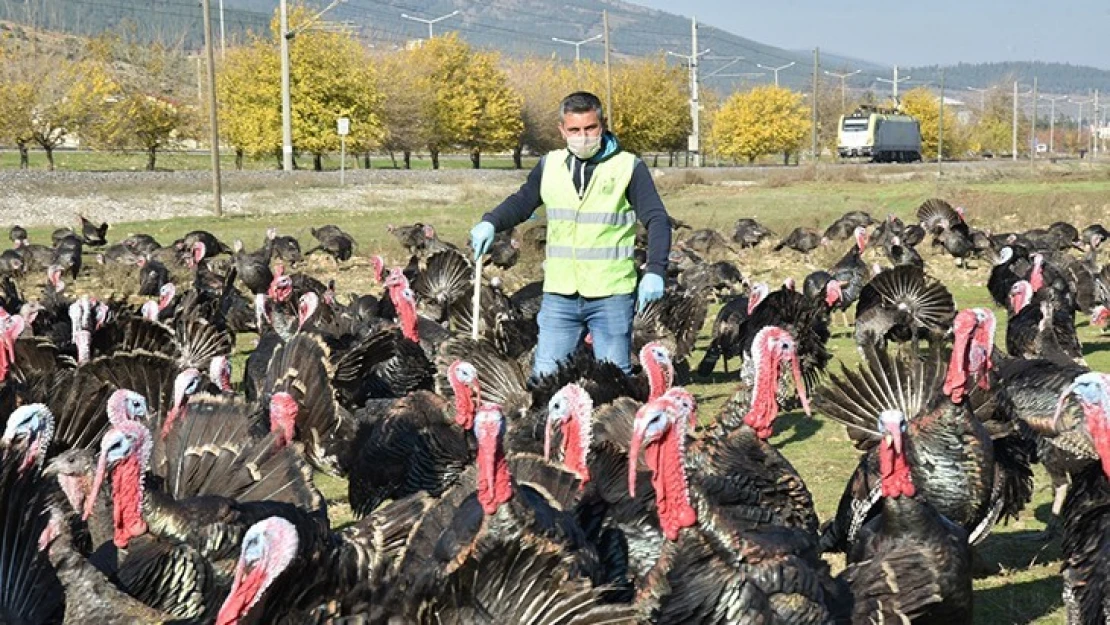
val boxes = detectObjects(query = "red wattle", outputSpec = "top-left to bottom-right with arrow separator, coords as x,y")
561,418 -> 589,484
477,437 -> 511,515
216,565 -> 267,625
879,447 -> 915,498
111,456 -> 147,548
644,427 -> 696,541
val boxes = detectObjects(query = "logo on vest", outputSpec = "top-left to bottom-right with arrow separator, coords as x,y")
601,176 -> 616,195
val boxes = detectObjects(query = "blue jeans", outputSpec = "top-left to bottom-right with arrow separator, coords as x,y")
533,292 -> 635,378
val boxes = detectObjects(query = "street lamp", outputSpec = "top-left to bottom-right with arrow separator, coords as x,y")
551,34 -> 603,63
401,10 -> 460,39
756,61 -> 795,87
823,69 -> 861,109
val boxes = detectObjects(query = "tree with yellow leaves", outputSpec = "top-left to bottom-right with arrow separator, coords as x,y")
217,4 -> 384,170
408,34 -> 522,169
218,39 -> 281,168
460,50 -> 523,168
375,48 -> 434,169
2,53 -> 116,170
580,56 -> 690,155
504,56 -> 575,168
284,6 -> 383,170
713,85 -> 809,164
90,40 -> 199,171
899,87 -> 966,160
0,73 -> 35,168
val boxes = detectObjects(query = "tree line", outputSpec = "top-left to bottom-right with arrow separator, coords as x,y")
0,5 -> 1073,171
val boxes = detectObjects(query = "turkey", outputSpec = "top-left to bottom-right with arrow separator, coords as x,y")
884,235 -> 924,268
837,408 -> 973,624
307,224 -> 356,261
344,362 -> 480,517
991,357 -> 1092,538
214,494 -> 431,625
263,227 -> 303,265
1005,280 -> 1085,366
696,282 -> 769,375
1048,373 -> 1110,625
627,391 -> 840,624
988,246 -> 1033,308
735,286 -> 832,393
53,233 -> 83,280
79,398 -> 326,619
853,264 -> 955,352
816,310 -> 1034,554
393,403 -> 600,599
79,214 -> 110,247
731,217 -> 774,248
632,287 -> 709,376
773,226 -> 823,254
135,256 -> 170,297
231,238 -> 274,332
918,199 -> 976,268
827,225 -> 870,324
682,228 -> 736,256
0,445 -> 65,623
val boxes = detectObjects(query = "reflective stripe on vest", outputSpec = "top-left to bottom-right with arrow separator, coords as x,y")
539,148 -> 638,297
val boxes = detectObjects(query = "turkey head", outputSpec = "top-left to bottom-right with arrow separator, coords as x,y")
447,360 -> 480,429
85,420 -> 152,548
2,403 -> 54,473
628,394 -> 696,541
744,326 -> 811,441
544,383 -> 594,484
216,516 -> 299,625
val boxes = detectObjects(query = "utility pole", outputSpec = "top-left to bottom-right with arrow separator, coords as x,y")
938,68 -> 945,174
218,0 -> 225,58
665,18 -> 709,167
876,65 -> 910,101
280,0 -> 349,172
603,10 -> 613,124
1030,76 -> 1038,169
1071,95 -> 1092,153
551,34 -> 602,64
812,47 -> 819,162
401,10 -> 460,39
1041,94 -> 1067,153
280,0 -> 293,171
1012,82 -> 1033,161
756,61 -> 794,87
1095,89 -> 1101,159
824,68 -> 860,110
1012,81 -> 1019,161
201,0 -> 222,216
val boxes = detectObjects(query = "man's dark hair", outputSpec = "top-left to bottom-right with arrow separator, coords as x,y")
559,91 -> 605,123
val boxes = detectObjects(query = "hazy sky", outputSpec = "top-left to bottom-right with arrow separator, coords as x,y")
631,0 -> 1110,69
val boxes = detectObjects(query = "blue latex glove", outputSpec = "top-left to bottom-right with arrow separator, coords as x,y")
470,221 -> 495,260
637,273 -> 665,311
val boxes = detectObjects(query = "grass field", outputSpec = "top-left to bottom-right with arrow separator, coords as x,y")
19,169 -> 1110,624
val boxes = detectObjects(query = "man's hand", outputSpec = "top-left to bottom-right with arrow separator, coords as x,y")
637,273 -> 665,311
469,221 -> 495,260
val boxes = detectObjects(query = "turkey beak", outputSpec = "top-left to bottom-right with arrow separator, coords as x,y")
790,354 -> 811,417
884,429 -> 903,456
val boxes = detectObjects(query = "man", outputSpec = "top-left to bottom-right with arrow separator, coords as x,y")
469,91 -> 671,379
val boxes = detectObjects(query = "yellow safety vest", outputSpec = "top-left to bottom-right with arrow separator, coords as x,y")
540,149 -> 638,297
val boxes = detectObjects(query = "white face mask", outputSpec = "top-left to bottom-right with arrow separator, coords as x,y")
567,134 -> 602,159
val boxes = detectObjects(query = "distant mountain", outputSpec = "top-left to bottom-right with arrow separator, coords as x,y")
902,61 -> 1110,96
2,0 -> 1109,97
